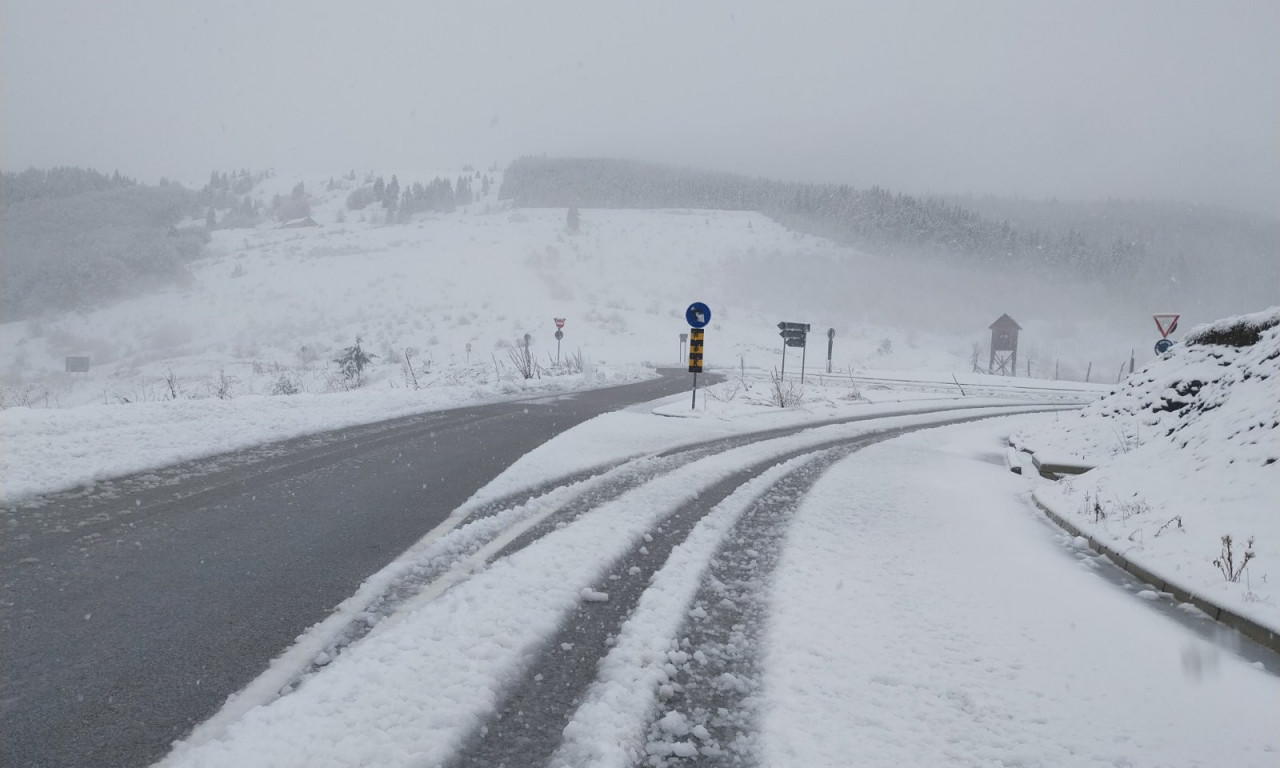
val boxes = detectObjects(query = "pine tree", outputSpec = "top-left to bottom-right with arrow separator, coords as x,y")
384,175 -> 400,212
334,336 -> 377,386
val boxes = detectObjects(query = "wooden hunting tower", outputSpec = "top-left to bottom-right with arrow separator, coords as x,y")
988,314 -> 1021,376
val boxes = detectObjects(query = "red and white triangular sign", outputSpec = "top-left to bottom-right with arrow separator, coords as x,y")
1153,313 -> 1180,338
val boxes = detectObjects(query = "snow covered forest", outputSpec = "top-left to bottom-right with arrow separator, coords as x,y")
500,157 -> 1279,318
0,168 -> 208,322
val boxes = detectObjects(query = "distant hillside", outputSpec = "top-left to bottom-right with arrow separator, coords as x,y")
1,168 -> 208,321
500,157 -> 1279,317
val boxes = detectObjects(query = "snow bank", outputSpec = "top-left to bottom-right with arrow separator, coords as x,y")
763,418 -> 1279,767
1014,306 -> 1280,631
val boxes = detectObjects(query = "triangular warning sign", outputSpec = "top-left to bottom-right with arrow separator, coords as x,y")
1153,313 -> 1180,338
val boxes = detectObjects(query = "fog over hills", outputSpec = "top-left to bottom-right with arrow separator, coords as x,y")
1,158 -> 1274,411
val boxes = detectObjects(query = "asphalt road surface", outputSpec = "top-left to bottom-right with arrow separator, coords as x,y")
0,371 -> 700,768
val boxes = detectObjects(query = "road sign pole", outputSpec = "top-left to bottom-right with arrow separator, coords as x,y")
780,343 -> 787,382
686,320 -> 706,410
800,339 -> 807,384
827,329 -> 834,373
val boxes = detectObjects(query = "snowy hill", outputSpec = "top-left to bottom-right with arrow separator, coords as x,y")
1,171 -> 1164,408
0,170 -> 1225,502
1015,307 -> 1280,630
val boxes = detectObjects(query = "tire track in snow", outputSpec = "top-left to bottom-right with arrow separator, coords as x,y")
634,447 -> 856,766
268,402 -> 1050,698
446,410 -> 1028,768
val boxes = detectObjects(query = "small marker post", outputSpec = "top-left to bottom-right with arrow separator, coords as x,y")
685,302 -> 711,411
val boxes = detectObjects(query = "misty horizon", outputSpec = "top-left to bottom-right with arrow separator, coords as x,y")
3,1 -> 1277,214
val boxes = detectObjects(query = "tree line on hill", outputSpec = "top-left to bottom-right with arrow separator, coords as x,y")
498,157 -> 1278,315
344,171 -> 491,222
1,168 -> 208,322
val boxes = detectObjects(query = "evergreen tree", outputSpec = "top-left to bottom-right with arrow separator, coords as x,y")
383,175 -> 400,212
334,336 -> 377,386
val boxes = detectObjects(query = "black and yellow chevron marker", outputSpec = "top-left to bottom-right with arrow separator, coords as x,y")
688,328 -> 704,373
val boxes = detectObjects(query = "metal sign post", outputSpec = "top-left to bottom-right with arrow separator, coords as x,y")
686,302 -> 711,410
777,322 -> 810,383
688,329 -> 704,408
826,328 -> 834,373
691,302 -> 711,407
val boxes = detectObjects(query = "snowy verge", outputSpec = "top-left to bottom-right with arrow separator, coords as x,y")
763,417 -> 1279,768
1013,306 -> 1280,634
0,367 -> 649,506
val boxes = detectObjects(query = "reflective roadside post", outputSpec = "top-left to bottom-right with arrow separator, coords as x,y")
554,317 -> 565,363
827,328 -> 835,373
686,302 -> 711,410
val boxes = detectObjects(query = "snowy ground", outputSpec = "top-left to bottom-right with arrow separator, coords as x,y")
2,169 -> 1139,494
152,397 -> 1278,768
1014,308 -> 1280,634
3,172 -> 1274,766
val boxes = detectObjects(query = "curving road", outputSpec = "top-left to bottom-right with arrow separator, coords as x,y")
0,371 -> 701,768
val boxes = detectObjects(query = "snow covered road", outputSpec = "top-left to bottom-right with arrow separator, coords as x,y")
157,403 -> 1278,768
762,418 -> 1279,767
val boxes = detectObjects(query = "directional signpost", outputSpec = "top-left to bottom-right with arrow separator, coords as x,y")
553,317 -> 565,363
826,328 -> 835,373
1153,313 -> 1180,356
686,302 -> 711,409
778,322 -> 810,384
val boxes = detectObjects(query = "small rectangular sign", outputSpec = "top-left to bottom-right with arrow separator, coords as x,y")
65,356 -> 91,373
688,328 -> 704,373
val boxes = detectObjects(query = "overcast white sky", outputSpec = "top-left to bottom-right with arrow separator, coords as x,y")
2,0 -> 1277,212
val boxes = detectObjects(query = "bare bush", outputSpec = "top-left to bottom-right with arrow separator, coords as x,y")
1213,535 -> 1255,582
769,368 -> 804,408
508,342 -> 535,379
209,368 -> 238,400
705,380 -> 743,403
164,367 -> 182,400
271,374 -> 301,396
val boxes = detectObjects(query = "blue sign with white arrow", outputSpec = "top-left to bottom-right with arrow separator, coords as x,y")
685,301 -> 711,329
1154,338 -> 1174,355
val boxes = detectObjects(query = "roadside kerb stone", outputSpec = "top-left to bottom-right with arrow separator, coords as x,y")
1031,488 -> 1280,654
1031,453 -> 1096,480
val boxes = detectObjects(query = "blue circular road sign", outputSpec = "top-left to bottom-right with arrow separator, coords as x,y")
685,301 -> 712,329
1154,338 -> 1174,355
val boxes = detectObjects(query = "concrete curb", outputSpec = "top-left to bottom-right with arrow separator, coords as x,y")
1030,453 -> 1095,480
1031,491 -> 1280,654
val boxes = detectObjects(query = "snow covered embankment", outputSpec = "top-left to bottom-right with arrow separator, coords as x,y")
1013,307 -> 1280,635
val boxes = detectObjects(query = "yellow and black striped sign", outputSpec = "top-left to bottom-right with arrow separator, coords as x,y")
688,328 -> 704,373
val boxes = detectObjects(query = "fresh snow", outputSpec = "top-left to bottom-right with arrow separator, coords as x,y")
1014,307 -> 1280,632
2,171 -> 1115,505
156,407 -> 1279,767
2,170 -> 1274,767
763,417 -> 1278,767
158,404 -> 1052,768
